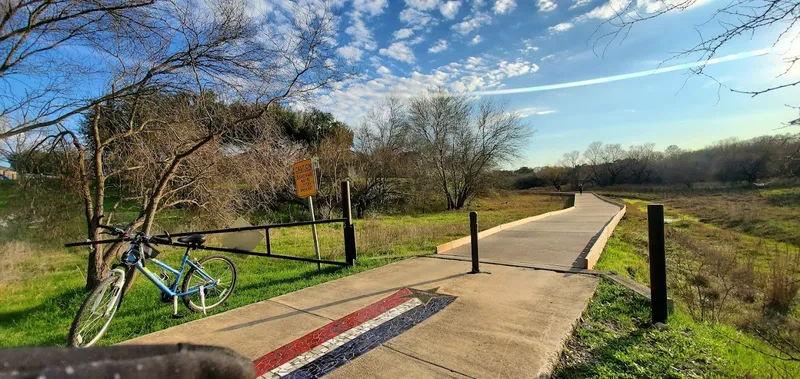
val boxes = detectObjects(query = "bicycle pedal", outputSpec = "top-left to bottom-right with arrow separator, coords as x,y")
171,314 -> 185,319
160,292 -> 172,303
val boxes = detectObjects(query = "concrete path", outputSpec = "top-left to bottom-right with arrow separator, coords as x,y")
443,193 -> 622,267
124,193 -> 621,378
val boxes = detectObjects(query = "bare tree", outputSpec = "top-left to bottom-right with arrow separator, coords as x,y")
408,90 -> 531,209
583,141 -> 605,185
45,0 -> 347,289
0,117 -> 46,168
592,0 -> 799,96
0,0 -> 158,139
663,151 -> 707,188
583,141 -> 630,186
561,150 -> 584,188
349,96 -> 410,217
538,166 -> 569,191
627,143 -> 659,183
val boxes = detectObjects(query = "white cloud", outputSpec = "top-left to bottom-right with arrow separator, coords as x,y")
537,0 -> 557,12
496,59 -> 539,77
439,1 -> 462,19
452,12 -> 491,35
352,0 -> 388,16
428,39 -> 449,53
492,0 -> 516,14
548,22 -> 574,34
379,41 -> 415,63
409,35 -> 426,45
311,55 -> 543,124
576,0 -> 633,20
576,0 -> 712,22
540,54 -> 556,61
470,34 -> 483,45
519,39 -> 539,54
406,0 -> 440,10
568,0 -> 593,10
377,65 -> 392,75
516,107 -> 557,117
393,28 -> 414,39
337,44 -> 363,62
346,12 -> 377,50
400,7 -> 436,29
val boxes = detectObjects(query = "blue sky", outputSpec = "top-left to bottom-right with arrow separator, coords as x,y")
294,0 -> 799,167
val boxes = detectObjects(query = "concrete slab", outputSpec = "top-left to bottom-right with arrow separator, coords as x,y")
380,266 -> 598,378
271,258 -> 470,320
445,193 -> 621,267
127,258 -> 598,378
122,300 -> 330,360
327,346 -> 469,379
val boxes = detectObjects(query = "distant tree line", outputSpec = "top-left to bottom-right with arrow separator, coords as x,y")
508,135 -> 800,190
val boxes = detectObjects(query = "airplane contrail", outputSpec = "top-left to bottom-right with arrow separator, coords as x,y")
469,48 -> 771,96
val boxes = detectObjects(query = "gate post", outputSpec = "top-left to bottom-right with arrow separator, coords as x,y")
342,181 -> 357,265
648,204 -> 668,324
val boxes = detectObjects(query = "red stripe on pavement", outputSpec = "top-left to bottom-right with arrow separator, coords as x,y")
253,288 -> 412,376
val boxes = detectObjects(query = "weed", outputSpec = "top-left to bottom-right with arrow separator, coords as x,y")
764,247 -> 800,315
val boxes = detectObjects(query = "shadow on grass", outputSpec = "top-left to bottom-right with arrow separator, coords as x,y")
0,287 -> 89,346
0,288 -> 86,328
553,278 -> 659,378
555,327 -> 655,378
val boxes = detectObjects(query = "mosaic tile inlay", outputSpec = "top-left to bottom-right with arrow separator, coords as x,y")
252,287 -> 456,378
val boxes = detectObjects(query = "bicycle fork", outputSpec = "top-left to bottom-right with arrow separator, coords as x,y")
91,268 -> 125,317
199,284 -> 207,315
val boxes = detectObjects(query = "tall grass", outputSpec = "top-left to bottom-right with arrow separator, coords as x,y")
594,196 -> 800,373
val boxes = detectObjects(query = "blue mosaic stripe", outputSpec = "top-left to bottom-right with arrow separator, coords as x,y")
283,295 -> 456,378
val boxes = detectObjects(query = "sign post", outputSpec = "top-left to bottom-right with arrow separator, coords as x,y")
293,159 -> 321,270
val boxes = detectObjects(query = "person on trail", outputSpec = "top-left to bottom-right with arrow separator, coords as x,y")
578,184 -> 583,195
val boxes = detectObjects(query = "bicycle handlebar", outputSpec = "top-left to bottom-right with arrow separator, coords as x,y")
97,224 -> 126,237
64,227 -> 172,248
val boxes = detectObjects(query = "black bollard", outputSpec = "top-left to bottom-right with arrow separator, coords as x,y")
470,211 -> 479,273
648,204 -> 668,324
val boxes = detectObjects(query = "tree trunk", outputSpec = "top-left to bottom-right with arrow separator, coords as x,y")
86,245 -> 106,290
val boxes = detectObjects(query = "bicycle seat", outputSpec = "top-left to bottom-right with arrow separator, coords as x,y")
177,234 -> 206,245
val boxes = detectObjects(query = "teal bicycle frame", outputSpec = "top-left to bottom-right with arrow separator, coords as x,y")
135,247 -> 217,297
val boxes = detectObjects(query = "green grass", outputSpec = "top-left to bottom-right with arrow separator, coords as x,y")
554,279 -> 799,378
555,197 -> 800,378
0,251 -> 395,346
0,181 -> 14,211
0,189 -> 570,347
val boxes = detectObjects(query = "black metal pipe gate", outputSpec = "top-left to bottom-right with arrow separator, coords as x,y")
154,181 -> 358,267
66,181 -> 358,268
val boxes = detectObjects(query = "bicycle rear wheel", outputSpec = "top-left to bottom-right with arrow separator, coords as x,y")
181,255 -> 237,313
68,269 -> 125,347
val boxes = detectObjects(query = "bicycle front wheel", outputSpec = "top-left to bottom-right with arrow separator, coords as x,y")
68,269 -> 124,347
182,255 -> 237,313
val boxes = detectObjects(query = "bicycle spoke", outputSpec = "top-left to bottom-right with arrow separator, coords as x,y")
185,258 -> 234,310
73,275 -> 120,346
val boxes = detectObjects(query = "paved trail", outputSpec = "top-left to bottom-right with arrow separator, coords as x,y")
444,193 -> 622,267
126,193 -> 622,378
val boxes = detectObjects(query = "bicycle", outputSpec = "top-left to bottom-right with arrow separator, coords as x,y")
67,222 -> 237,347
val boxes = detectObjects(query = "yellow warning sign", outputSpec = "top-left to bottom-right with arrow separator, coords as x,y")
293,159 -> 317,198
